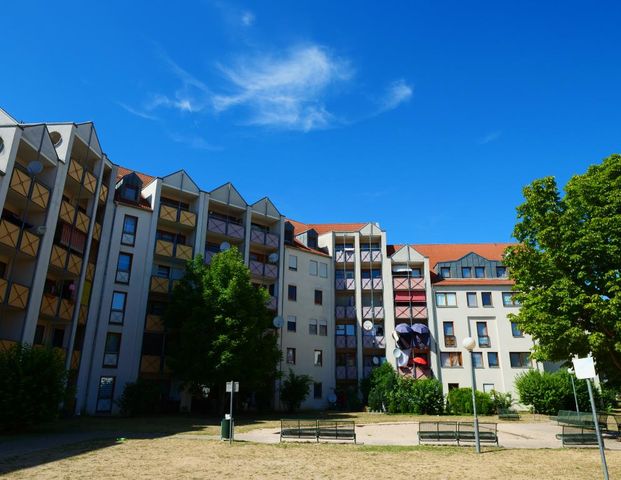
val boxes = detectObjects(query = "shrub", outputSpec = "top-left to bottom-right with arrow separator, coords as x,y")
280,369 -> 313,412
367,363 -> 398,412
490,390 -> 514,412
447,388 -> 493,415
0,343 -> 67,430
118,379 -> 163,417
386,377 -> 444,414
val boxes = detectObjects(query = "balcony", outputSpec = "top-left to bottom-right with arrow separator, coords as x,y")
361,278 -> 383,290
250,228 -> 279,248
395,305 -> 428,319
0,219 -> 40,257
336,335 -> 357,349
207,217 -> 243,239
159,205 -> 197,228
39,294 -> 74,320
85,262 -> 95,282
363,335 -> 386,349
9,167 -> 50,210
145,314 -> 164,333
92,222 -> 102,241
336,366 -> 357,380
249,260 -> 278,279
335,251 -> 355,263
140,355 -> 162,374
154,239 -> 193,261
335,306 -> 356,319
360,250 -> 382,263
266,296 -> 277,311
478,336 -> 491,348
362,306 -> 384,319
335,278 -> 355,291
149,276 -> 179,295
68,159 -> 97,195
393,277 -> 425,290
58,201 -> 90,234
444,335 -> 457,348
99,183 -> 108,204
3,282 -> 29,309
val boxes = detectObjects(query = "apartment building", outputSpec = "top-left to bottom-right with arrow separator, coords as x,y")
0,107 -> 539,414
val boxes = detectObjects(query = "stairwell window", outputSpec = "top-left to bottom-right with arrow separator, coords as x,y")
287,315 -> 297,332
314,349 -> 323,367
288,284 -> 297,301
121,215 -> 137,246
288,254 -> 297,271
314,289 -> 323,305
103,332 -> 121,368
286,348 -> 296,364
110,291 -> 127,324
96,376 -> 115,413
115,253 -> 132,284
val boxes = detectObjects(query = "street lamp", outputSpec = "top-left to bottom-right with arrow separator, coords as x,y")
463,336 -> 481,453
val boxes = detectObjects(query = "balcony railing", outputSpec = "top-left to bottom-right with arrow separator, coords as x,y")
362,335 -> 386,349
336,336 -> 357,349
68,159 -> 97,194
149,276 -> 179,294
444,335 -> 457,348
335,278 -> 355,290
40,294 -> 74,320
335,306 -> 356,319
58,200 -> 90,234
249,260 -> 278,279
335,251 -> 355,263
362,306 -> 384,319
145,314 -> 164,333
360,251 -> 382,262
159,205 -> 197,228
395,305 -> 428,319
392,277 -> 425,290
92,222 -> 102,241
9,167 -> 50,210
361,278 -> 383,290
4,281 -> 30,309
140,355 -> 162,374
154,239 -> 193,261
250,228 -> 279,248
207,217 -> 244,239
478,336 -> 491,348
85,262 -> 95,282
336,366 -> 357,380
0,219 -> 40,257
266,296 -> 277,311
99,183 -> 108,204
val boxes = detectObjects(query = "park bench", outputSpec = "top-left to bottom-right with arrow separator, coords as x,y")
418,421 -> 498,446
280,419 -> 319,441
458,422 -> 499,446
556,410 -> 608,431
556,425 -> 599,447
317,420 -> 356,443
608,414 -> 620,438
498,408 -> 520,420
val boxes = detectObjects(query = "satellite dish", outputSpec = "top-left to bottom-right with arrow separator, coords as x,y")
33,226 -> 47,235
272,316 -> 284,328
27,160 -> 43,176
363,320 -> 373,331
372,356 -> 380,365
392,348 -> 403,358
219,241 -> 230,252
0,137 -> 4,154
397,353 -> 409,367
328,393 -> 337,403
268,252 -> 279,263
49,131 -> 62,147
391,331 -> 400,342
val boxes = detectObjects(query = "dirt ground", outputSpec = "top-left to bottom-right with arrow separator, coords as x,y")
1,438 -> 619,480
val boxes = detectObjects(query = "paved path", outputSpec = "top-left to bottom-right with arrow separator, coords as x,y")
237,420 -> 621,450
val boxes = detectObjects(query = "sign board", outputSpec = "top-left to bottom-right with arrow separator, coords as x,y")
226,381 -> 239,393
572,356 -> 596,380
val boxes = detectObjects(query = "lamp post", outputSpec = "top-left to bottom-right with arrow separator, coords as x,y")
463,336 -> 481,454
568,368 -> 580,414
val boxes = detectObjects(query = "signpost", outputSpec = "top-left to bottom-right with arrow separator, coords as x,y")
572,357 -> 608,480
226,381 -> 239,445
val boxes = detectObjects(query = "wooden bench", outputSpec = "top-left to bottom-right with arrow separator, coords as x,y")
556,410 -> 608,430
280,419 -> 318,441
498,408 -> 520,420
556,425 -> 599,447
418,421 -> 498,446
317,420 -> 356,443
458,422 -> 499,446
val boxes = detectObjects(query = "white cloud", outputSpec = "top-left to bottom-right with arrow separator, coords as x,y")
167,131 -> 222,151
212,45 -> 352,131
379,79 -> 413,112
241,11 -> 255,26
117,102 -> 158,120
478,131 -> 502,145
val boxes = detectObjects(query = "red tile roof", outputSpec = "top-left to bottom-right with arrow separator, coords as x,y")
287,219 -> 310,234
433,278 -> 515,286
308,222 -> 368,235
116,166 -> 156,185
411,243 -> 515,269
290,239 -> 331,257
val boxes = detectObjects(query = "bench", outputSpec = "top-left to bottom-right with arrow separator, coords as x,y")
498,408 -> 520,420
556,425 -> 599,447
556,410 -> 608,430
458,422 -> 499,446
280,419 -> 319,441
317,420 -> 356,443
607,414 -> 620,438
418,421 -> 498,446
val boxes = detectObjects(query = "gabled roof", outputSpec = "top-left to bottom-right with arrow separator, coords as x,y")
412,243 -> 514,269
252,197 -> 281,219
289,239 -> 331,258
286,219 -> 310,235
390,245 -> 426,263
116,166 -> 156,185
162,169 -> 200,195
306,222 -> 368,235
210,182 -> 247,209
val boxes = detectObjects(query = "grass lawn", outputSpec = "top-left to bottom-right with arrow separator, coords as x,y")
1,438 -> 619,479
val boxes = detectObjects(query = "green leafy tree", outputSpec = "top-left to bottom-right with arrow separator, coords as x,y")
505,154 -> 621,383
164,249 -> 281,409
279,369 -> 313,412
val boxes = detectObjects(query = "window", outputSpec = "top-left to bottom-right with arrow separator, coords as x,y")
96,376 -> 115,412
52,328 -> 64,348
443,322 -> 456,347
120,184 -> 139,202
475,266 -> 485,278
467,292 -> 478,307
472,352 -> 484,368
435,292 -> 457,307
155,264 -> 170,278
319,319 -> 328,336
288,254 -> 297,271
477,322 -> 490,347
34,325 -> 45,345
287,315 -> 297,332
411,268 -> 422,278
0,261 -> 7,278
313,382 -> 322,399
110,291 -> 127,324
481,292 -> 493,307
309,319 -> 318,335
286,348 -> 296,364
483,383 -> 495,393
510,352 -> 530,368
488,352 -> 499,367
511,321 -> 523,337
319,262 -> 328,278
503,292 -> 520,307
288,285 -> 297,301
461,267 -> 472,278
309,260 -> 318,276
496,266 -> 507,278
121,215 -> 137,246
440,267 -> 451,278
314,349 -> 323,367
441,352 -> 463,368
115,253 -> 132,284
314,289 -> 323,305
103,332 -> 121,368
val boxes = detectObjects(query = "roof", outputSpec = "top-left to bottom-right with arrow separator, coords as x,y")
432,278 -> 515,287
287,219 -> 310,235
116,166 -> 156,186
411,243 -> 515,269
286,220 -> 368,236
289,239 -> 331,257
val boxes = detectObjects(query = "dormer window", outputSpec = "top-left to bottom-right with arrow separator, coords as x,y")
121,184 -> 139,202
440,266 -> 451,278
307,230 -> 318,249
116,172 -> 143,204
284,222 -> 294,244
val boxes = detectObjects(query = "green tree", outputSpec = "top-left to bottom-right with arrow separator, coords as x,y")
505,154 -> 621,383
164,249 -> 281,409
279,369 -> 313,412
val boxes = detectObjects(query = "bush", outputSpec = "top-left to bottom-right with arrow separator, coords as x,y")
490,390 -> 514,412
447,388 -> 493,415
280,369 -> 313,412
118,379 -> 163,417
386,377 -> 444,414
367,363 -> 398,412
0,343 -> 67,430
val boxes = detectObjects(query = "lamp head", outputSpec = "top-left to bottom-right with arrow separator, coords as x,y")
462,336 -> 476,351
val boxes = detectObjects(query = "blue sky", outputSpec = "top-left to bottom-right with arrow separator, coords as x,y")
3,1 -> 621,244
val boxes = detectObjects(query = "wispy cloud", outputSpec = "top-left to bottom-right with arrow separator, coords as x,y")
212,45 -> 352,131
379,79 -> 413,112
241,11 -> 255,26
478,131 -> 502,145
167,131 -> 222,151
117,101 -> 159,120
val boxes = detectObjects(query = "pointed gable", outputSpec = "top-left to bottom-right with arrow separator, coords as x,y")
391,245 -> 426,263
163,170 -> 200,195
251,197 -> 281,219
210,182 -> 247,209
22,124 -> 58,166
359,222 -> 382,236
75,123 -> 103,159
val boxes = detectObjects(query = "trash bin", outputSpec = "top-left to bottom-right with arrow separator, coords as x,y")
221,418 -> 233,440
